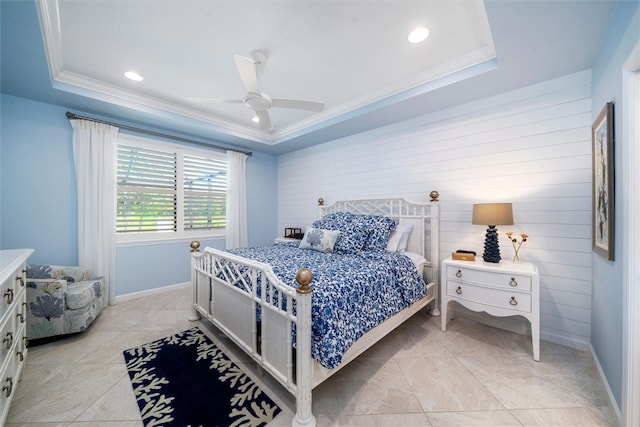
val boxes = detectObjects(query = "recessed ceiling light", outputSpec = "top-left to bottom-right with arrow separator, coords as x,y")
252,116 -> 260,123
408,26 -> 430,44
124,71 -> 144,81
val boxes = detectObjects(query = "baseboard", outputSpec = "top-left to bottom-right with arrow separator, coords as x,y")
115,281 -> 190,303
589,344 -> 623,425
539,327 -> 590,351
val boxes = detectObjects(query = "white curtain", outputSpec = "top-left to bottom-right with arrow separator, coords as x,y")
70,119 -> 119,305
226,150 -> 248,249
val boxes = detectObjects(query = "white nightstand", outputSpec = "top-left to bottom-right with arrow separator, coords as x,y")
441,257 -> 540,361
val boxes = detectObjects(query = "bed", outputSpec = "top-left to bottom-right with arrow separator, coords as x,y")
188,192 -> 440,427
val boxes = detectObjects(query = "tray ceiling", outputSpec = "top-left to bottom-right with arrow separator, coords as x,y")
38,0 -> 496,144
1,1 -> 617,153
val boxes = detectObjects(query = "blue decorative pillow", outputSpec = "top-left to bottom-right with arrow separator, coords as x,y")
334,222 -> 370,253
313,212 -> 370,253
299,227 -> 340,253
362,215 -> 397,252
313,212 -> 351,228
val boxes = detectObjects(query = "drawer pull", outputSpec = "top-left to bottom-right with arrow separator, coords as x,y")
456,286 -> 462,295
510,296 -> 518,306
3,288 -> 13,305
455,269 -> 462,278
16,312 -> 24,324
17,351 -> 24,362
2,377 -> 13,398
3,332 -> 13,349
16,276 -> 25,287
509,277 -> 518,287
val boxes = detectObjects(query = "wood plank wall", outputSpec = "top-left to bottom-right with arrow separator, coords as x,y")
278,70 -> 593,349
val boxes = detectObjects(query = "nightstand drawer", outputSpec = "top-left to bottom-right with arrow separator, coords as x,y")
446,281 -> 532,313
445,265 -> 531,291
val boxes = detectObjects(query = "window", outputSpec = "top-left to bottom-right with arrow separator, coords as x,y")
116,135 -> 227,242
183,153 -> 226,230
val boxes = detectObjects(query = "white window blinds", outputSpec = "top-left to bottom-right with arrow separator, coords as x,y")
184,153 -> 227,230
117,145 -> 177,233
117,142 -> 227,237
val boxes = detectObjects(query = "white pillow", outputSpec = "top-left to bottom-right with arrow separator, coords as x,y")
299,227 -> 340,253
386,224 -> 413,252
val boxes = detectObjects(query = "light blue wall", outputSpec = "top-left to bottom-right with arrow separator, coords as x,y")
0,93 -> 278,296
1,95 -> 77,263
590,0 -> 640,409
246,150 -> 279,247
116,238 -> 225,294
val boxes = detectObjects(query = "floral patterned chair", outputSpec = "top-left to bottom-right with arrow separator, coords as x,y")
25,264 -> 105,340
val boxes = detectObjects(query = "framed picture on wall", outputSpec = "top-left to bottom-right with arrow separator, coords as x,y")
592,101 -> 615,260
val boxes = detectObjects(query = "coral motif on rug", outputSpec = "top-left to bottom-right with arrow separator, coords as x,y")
123,327 -> 281,427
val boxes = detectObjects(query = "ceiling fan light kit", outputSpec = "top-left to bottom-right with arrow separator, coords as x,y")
243,93 -> 271,111
189,51 -> 324,131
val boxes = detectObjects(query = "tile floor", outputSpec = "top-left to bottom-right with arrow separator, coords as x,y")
7,284 -> 618,426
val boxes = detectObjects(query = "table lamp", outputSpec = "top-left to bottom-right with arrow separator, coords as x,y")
472,203 -> 514,263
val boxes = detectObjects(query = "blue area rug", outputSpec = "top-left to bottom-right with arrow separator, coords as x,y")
123,327 -> 281,427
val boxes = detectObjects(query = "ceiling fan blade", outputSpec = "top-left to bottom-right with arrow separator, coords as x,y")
271,98 -> 325,112
255,110 -> 272,130
186,97 -> 243,104
234,55 -> 260,94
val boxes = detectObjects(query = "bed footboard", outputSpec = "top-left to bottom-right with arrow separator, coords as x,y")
189,241 -> 316,427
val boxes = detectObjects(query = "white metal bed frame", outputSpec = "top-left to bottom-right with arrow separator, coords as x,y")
188,191 -> 440,427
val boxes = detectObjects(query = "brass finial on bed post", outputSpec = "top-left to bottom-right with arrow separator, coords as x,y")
317,198 -> 324,206
190,241 -> 200,252
430,191 -> 439,202
295,268 -> 313,294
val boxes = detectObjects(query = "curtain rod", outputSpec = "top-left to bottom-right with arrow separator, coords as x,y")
65,112 -> 252,157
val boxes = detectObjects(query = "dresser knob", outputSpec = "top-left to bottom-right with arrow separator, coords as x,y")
3,289 -> 13,305
509,277 -> 518,287
455,269 -> 462,278
456,286 -> 462,295
509,296 -> 518,306
2,377 -> 13,398
3,332 -> 13,350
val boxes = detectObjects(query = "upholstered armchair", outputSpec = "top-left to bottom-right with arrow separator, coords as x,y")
25,264 -> 106,340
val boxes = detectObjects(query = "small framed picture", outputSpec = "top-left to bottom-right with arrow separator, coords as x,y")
592,102 -> 615,260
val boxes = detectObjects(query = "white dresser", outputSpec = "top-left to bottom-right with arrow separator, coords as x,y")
0,249 -> 33,424
440,257 -> 540,361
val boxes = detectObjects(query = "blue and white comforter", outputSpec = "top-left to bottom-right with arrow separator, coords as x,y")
227,243 -> 428,369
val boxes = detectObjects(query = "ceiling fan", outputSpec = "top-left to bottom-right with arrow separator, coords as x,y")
188,51 -> 324,130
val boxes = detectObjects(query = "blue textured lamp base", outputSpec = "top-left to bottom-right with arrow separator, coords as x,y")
482,225 -> 501,263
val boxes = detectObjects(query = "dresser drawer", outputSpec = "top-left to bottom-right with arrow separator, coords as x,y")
446,281 -> 532,313
446,265 -> 532,291
0,264 -> 26,320
0,309 -> 17,365
0,348 -> 17,422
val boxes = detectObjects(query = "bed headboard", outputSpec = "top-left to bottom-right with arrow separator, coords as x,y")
317,191 -> 440,283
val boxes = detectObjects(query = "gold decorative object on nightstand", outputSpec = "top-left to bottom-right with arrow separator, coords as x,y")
506,231 -> 528,262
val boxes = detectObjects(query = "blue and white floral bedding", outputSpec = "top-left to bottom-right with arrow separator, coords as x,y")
227,242 -> 428,369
